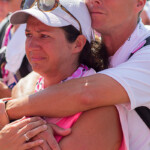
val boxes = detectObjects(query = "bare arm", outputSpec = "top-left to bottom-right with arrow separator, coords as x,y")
30,106 -> 122,150
6,73 -> 129,120
59,106 -> 122,150
32,106 -> 122,150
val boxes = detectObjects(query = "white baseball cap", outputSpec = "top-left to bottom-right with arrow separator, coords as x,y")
10,0 -> 94,42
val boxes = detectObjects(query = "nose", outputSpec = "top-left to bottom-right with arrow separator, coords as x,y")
26,37 -> 40,52
86,0 -> 102,8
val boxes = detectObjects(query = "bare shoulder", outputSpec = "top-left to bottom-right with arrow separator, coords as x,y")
11,71 -> 40,98
60,106 -> 122,150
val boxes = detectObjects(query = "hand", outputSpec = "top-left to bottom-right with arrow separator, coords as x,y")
0,100 -> 9,129
0,117 -> 48,150
31,123 -> 71,150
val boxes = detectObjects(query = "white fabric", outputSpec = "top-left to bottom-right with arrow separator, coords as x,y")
5,24 -> 26,73
10,0 -> 94,42
100,21 -> 150,150
144,1 -> 150,19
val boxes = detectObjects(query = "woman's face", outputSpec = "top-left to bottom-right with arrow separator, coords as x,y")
25,16 -> 75,77
85,0 -> 138,33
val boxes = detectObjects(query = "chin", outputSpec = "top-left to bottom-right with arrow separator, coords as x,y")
31,65 -> 41,74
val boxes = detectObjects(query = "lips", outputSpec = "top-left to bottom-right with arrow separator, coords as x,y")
90,11 -> 104,15
30,56 -> 45,62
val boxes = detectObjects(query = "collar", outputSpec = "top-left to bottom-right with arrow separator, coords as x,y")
109,20 -> 150,67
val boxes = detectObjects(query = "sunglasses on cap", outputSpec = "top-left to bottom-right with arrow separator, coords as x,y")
20,0 -> 82,34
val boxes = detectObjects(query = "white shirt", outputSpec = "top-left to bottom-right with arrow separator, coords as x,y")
5,24 -> 26,73
99,21 -> 150,150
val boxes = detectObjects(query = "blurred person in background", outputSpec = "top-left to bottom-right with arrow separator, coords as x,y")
141,0 -> 150,25
0,0 -> 32,98
0,0 -> 19,22
0,0 -> 9,22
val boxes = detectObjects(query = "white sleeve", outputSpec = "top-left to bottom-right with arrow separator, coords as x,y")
99,46 -> 150,110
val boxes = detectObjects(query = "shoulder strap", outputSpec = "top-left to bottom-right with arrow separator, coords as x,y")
135,106 -> 150,128
129,36 -> 150,129
129,36 -> 150,58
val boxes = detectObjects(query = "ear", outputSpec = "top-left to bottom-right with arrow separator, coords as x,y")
73,35 -> 87,54
136,0 -> 146,12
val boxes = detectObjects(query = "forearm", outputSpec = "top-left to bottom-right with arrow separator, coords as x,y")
6,80 -> 85,120
6,74 -> 129,120
0,101 -> 9,129
0,81 -> 11,98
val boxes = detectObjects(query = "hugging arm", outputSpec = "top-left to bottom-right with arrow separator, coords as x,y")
6,73 -> 129,120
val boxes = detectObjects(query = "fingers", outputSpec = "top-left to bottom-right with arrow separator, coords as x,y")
47,135 -> 60,150
51,124 -> 71,137
8,117 -> 47,144
43,125 -> 61,150
12,117 -> 46,130
40,141 -> 52,150
23,139 -> 44,150
45,124 -> 71,150
18,118 -> 47,143
31,147 -> 43,150
23,124 -> 47,141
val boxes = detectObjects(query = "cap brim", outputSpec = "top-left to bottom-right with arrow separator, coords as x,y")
10,8 -> 71,27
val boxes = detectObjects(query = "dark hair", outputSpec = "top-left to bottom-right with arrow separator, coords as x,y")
61,25 -> 109,71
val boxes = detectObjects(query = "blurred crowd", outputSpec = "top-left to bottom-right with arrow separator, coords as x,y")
0,0 -> 32,98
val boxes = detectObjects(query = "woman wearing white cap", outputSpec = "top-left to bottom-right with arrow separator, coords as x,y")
2,0 -> 123,149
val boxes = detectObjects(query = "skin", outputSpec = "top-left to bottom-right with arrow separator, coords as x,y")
11,71 -> 40,99
25,16 -> 84,87
0,0 -> 9,22
0,100 -> 48,150
0,0 -> 21,98
6,15 -> 122,150
5,0 -> 146,149
0,0 -> 20,21
6,0 -> 145,119
0,81 -> 11,98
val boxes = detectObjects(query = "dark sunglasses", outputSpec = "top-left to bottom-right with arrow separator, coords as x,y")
20,0 -> 82,34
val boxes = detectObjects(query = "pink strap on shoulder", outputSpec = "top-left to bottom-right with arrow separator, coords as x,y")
119,135 -> 127,150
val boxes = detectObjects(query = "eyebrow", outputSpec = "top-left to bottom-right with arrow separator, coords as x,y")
25,29 -> 51,33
